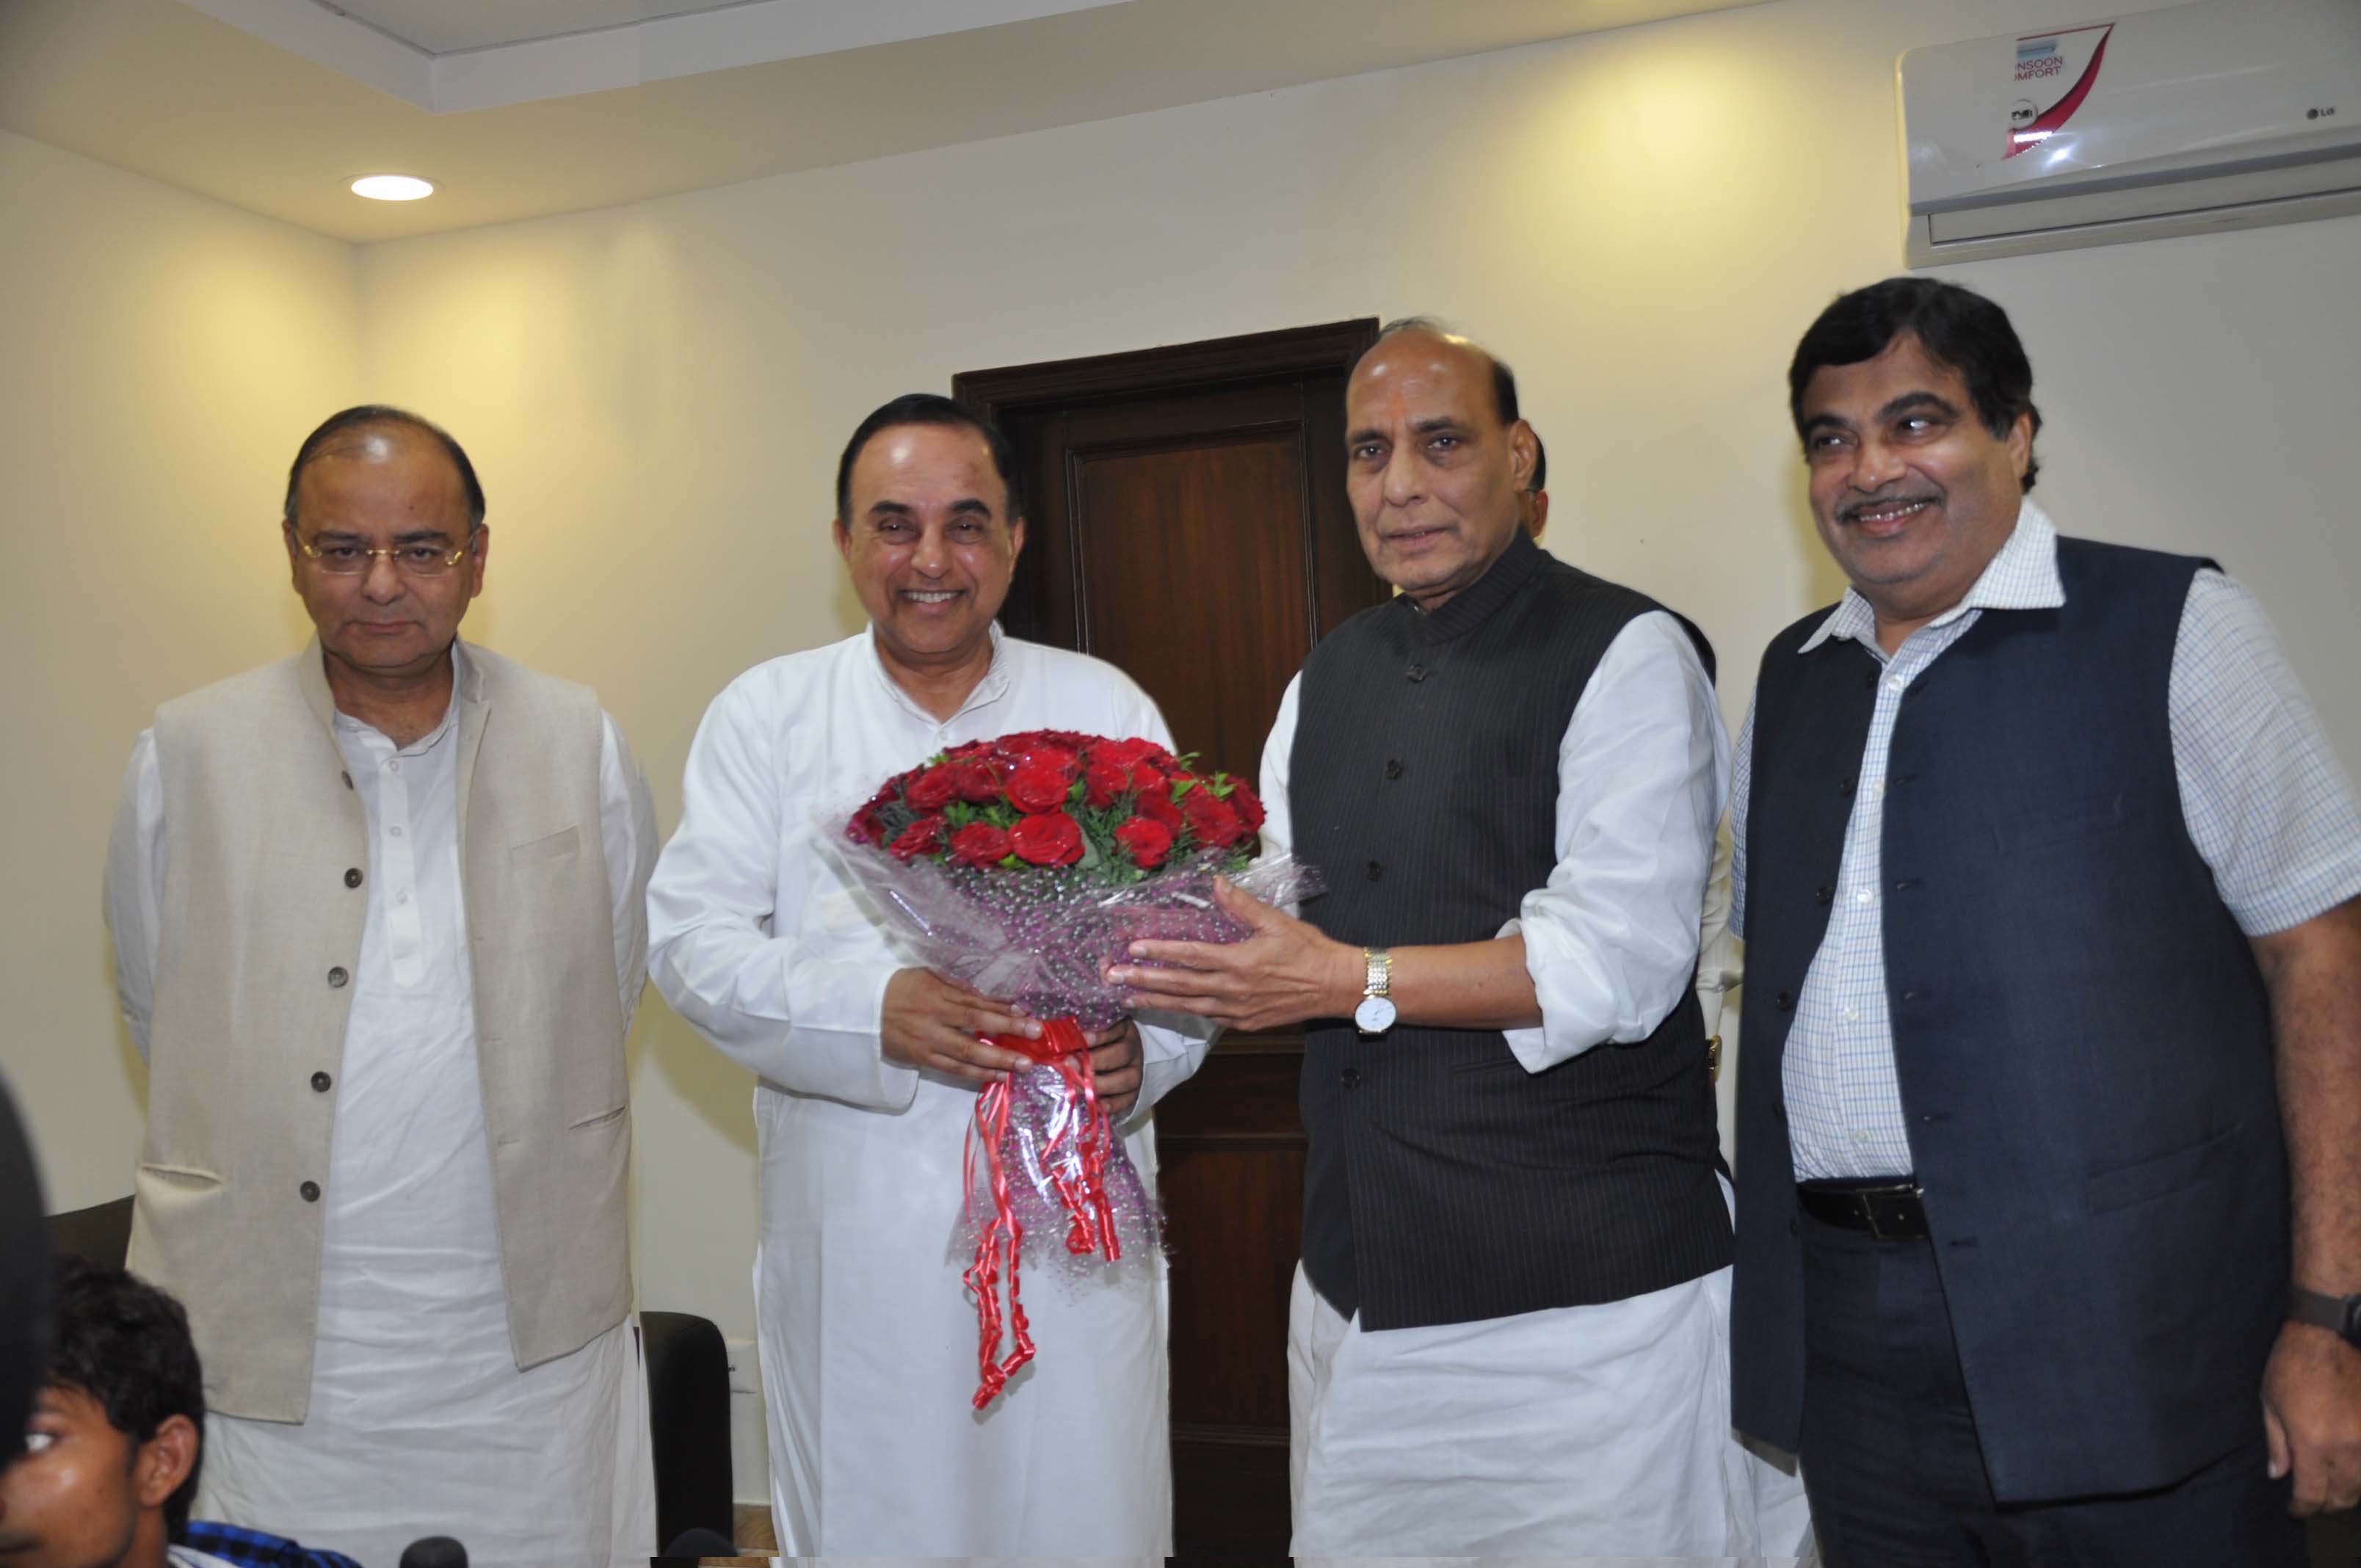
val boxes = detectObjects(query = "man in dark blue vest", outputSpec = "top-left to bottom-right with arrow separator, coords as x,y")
1114,319 -> 1804,1556
1730,276 -> 2361,1564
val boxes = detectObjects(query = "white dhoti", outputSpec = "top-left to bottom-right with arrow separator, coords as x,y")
1288,1199 -> 1813,1562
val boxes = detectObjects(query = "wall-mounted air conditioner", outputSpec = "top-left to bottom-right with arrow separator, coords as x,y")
1899,0 -> 2361,266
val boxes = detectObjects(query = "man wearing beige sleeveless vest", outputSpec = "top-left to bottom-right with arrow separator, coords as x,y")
102,407 -> 659,1567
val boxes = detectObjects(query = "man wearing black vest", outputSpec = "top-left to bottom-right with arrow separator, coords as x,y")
1114,320 -> 1800,1556
1730,277 -> 2361,1563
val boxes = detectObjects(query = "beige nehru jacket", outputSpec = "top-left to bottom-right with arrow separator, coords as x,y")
126,640 -> 630,1421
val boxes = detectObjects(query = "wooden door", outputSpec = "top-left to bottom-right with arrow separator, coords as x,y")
956,320 -> 1383,1553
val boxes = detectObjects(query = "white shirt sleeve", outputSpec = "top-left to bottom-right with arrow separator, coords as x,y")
1498,611 -> 1730,1071
1694,819 -> 1741,1042
2170,570 -> 2361,936
1255,673 -> 1301,884
1728,697 -> 1757,942
104,730 -> 165,1063
1126,689 -> 1221,1112
598,713 -> 659,1033
647,680 -> 917,1111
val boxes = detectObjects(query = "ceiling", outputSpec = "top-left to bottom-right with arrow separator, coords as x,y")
0,0 -> 1771,244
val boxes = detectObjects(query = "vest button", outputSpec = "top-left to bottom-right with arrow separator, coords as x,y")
343,867 -> 363,889
1365,860 -> 1383,882
1813,885 -> 1833,905
1341,1067 -> 1363,1088
299,1180 -> 321,1202
311,1071 -> 332,1093
327,966 -> 349,989
1900,988 -> 1925,1002
1775,990 -> 1795,1011
1384,760 -> 1403,780
1405,664 -> 1428,683
1838,777 -> 1856,796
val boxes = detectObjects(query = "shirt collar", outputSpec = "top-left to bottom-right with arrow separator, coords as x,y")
867,620 -> 1012,724
331,639 -> 467,755
1797,498 -> 2064,655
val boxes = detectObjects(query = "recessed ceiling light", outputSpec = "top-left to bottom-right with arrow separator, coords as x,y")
350,175 -> 435,201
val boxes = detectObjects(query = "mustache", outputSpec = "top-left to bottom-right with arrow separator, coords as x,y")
1837,490 -> 1942,526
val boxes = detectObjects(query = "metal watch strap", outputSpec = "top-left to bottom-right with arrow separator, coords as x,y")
2289,1285 -> 2361,1348
1363,948 -> 1392,1000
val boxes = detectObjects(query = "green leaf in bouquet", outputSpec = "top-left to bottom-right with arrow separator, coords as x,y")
944,801 -> 978,828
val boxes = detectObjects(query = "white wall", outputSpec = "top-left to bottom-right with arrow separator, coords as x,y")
0,128 -> 359,1208
8,0 -> 2358,1503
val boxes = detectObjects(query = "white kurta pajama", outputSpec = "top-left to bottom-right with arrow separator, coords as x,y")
1263,611 -> 1815,1562
108,651 -> 659,1568
647,626 -> 1213,1558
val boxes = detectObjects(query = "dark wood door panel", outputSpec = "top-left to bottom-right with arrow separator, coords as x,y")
1070,430 -> 1311,781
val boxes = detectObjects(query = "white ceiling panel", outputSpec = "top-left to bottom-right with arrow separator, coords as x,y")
329,0 -> 747,56
0,0 -> 1776,242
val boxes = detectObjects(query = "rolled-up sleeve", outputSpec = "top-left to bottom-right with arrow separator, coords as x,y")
1499,611 -> 1730,1072
646,680 -> 917,1111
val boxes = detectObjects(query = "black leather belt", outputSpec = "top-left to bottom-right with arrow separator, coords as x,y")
1797,1178 -> 1927,1241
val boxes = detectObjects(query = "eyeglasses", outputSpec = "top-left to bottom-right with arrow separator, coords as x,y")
294,529 -> 479,577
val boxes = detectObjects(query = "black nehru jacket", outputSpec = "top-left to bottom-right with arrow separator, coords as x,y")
1288,529 -> 1732,1330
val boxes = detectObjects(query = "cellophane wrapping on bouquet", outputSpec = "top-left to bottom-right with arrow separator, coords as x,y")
827,730 -> 1323,1409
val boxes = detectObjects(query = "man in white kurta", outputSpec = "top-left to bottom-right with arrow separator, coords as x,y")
104,409 -> 657,1567
647,396 -> 1210,1556
1111,324 -> 1811,1558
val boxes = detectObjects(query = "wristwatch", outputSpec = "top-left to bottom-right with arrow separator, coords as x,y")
2289,1285 -> 2361,1351
1353,948 -> 1396,1035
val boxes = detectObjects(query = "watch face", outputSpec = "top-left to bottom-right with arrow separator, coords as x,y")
1354,994 -> 1397,1034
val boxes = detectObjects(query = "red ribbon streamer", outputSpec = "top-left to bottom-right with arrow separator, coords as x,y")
961,1015 -> 1121,1409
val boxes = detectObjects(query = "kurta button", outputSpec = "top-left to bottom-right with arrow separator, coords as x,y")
327,966 -> 349,989
299,1180 -> 321,1202
1365,860 -> 1383,882
340,771 -> 352,789
1341,1067 -> 1363,1088
343,868 -> 363,888
1384,760 -> 1403,780
311,1071 -> 332,1093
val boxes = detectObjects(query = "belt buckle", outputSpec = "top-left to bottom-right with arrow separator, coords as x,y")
1863,1183 -> 1921,1241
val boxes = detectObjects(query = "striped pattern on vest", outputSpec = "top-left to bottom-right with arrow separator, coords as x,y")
1289,531 -> 1732,1330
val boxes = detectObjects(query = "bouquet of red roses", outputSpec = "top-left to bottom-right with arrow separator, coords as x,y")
834,728 -> 1320,1409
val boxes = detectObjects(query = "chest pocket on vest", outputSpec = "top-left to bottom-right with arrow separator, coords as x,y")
1990,791 -> 2129,855
510,825 -> 581,865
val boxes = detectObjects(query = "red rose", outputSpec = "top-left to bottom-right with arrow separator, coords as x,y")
1182,787 -> 1244,848
949,821 -> 1013,868
1009,810 -> 1084,866
954,757 -> 1007,802
1082,761 -> 1129,809
848,802 -> 887,845
1007,761 -> 1073,815
1019,744 -> 1080,780
905,763 -> 960,810
1114,816 -> 1173,868
1135,788 -> 1183,832
1097,737 -> 1155,766
1226,780 -> 1266,831
888,814 -> 946,861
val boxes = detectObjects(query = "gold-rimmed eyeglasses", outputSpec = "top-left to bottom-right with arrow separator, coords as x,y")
294,528 -> 480,577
